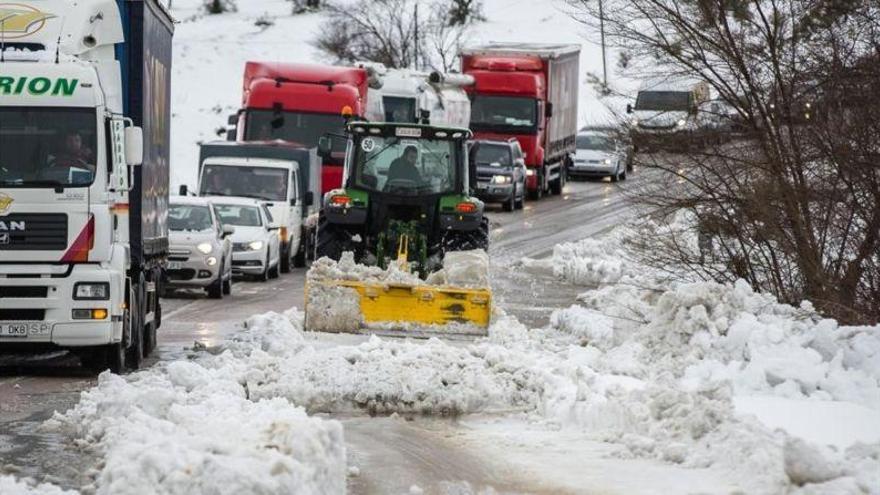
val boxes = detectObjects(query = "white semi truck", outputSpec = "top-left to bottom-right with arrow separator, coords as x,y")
0,0 -> 173,373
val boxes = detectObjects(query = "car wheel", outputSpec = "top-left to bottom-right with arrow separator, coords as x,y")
207,276 -> 223,299
269,259 -> 280,279
503,192 -> 515,212
620,169 -> 627,181
222,273 -> 232,295
259,255 -> 270,282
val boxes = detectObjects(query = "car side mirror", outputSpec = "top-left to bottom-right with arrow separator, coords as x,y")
268,226 -> 281,232
124,126 -> 144,167
317,136 -> 332,158
221,225 -> 235,238
304,191 -> 314,207
226,114 -> 239,142
626,103 -> 633,114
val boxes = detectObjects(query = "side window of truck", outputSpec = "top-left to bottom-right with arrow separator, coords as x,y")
290,170 -> 299,202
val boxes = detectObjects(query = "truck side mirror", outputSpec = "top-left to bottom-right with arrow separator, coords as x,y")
304,191 -> 314,207
179,185 -> 188,196
317,136 -> 332,158
124,127 -> 144,167
227,114 -> 238,126
626,103 -> 633,114
545,102 -> 553,118
226,114 -> 239,141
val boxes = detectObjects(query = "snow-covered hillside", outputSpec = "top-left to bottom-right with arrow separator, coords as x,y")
169,0 -> 625,189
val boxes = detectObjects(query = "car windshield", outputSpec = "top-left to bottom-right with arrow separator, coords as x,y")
635,91 -> 692,112
383,96 -> 417,123
470,96 -> 537,131
169,204 -> 214,232
200,165 -> 288,201
351,135 -> 459,196
244,110 -> 346,162
214,204 -> 263,227
474,144 -> 512,167
0,107 -> 97,188
576,135 -> 614,150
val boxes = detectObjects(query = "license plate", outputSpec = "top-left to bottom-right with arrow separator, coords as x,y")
168,261 -> 183,270
0,322 -> 46,338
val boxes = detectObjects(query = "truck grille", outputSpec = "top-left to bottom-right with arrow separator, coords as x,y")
0,309 -> 45,321
0,286 -> 48,298
0,214 -> 68,251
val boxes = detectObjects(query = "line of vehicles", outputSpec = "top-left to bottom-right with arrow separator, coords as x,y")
0,0 -> 645,371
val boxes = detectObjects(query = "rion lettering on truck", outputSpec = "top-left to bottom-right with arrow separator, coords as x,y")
0,76 -> 78,96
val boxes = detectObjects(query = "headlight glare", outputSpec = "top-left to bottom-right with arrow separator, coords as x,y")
74,282 -> 110,300
196,242 -> 213,254
491,175 -> 512,184
206,257 -> 218,266
249,240 -> 264,251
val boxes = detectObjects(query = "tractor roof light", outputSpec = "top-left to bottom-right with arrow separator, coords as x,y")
341,105 -> 354,118
455,202 -> 477,213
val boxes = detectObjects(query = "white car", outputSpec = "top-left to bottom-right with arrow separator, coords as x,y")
569,130 -> 631,182
166,197 -> 235,299
210,197 -> 281,281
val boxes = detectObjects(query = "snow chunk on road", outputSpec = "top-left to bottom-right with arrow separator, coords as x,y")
47,348 -> 346,494
522,236 -> 626,286
0,476 -> 76,495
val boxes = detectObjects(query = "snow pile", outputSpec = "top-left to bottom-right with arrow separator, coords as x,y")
0,476 -> 76,495
46,314 -> 346,495
521,236 -> 628,286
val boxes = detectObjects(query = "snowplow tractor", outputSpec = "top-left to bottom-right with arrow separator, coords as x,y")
305,122 -> 492,336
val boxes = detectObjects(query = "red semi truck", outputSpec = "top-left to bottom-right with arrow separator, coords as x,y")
461,43 -> 580,199
229,62 -> 371,193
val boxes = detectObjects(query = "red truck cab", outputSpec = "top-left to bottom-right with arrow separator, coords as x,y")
233,62 -> 369,193
461,43 -> 579,199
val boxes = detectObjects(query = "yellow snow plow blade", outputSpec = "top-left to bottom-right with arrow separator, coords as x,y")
304,279 -> 492,335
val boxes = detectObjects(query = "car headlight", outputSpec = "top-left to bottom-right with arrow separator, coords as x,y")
249,240 -> 264,251
630,118 -> 639,126
206,257 -> 218,266
491,175 -> 512,184
525,169 -> 536,177
603,158 -> 612,165
196,242 -> 213,255
677,119 -> 686,127
74,282 -> 110,300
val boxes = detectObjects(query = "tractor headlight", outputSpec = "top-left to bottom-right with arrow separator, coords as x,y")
74,282 -> 110,300
249,240 -> 264,251
491,175 -> 512,184
196,242 -> 213,255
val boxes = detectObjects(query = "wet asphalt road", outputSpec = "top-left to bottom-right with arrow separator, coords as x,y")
0,173 -> 642,493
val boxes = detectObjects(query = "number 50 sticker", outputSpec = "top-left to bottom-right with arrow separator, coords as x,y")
361,138 -> 376,152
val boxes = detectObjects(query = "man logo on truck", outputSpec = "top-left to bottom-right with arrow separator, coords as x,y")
0,5 -> 55,39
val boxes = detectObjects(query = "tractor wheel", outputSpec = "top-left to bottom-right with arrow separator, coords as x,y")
442,217 -> 489,253
316,216 -> 358,261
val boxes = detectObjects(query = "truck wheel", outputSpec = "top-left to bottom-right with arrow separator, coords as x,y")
280,245 -> 292,273
515,190 -> 525,210
293,234 -> 308,268
550,177 -> 562,195
85,342 -> 126,374
528,185 -> 542,201
125,282 -> 145,370
207,277 -> 223,299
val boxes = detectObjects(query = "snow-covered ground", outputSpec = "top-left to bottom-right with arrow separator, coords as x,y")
169,0 -> 631,189
13,216 -> 878,494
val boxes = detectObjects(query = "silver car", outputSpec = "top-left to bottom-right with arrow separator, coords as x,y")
165,197 -> 234,299
568,130 -> 632,182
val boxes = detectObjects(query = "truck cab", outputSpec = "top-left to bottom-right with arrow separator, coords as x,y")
230,62 -> 371,193
461,43 -> 580,200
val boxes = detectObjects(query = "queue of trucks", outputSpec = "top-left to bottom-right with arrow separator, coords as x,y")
0,0 -> 583,370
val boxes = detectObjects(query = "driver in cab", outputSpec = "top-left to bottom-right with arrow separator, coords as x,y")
385,145 -> 421,187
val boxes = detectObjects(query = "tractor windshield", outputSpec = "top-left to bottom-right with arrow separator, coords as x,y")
350,134 -> 459,196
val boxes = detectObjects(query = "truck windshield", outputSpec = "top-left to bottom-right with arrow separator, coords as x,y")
0,108 -> 97,188
244,110 -> 346,161
383,96 -> 417,123
351,136 -> 459,196
470,96 -> 537,132
214,204 -> 263,227
474,144 -> 512,167
576,135 -> 614,150
169,204 -> 214,232
200,165 -> 288,201
635,91 -> 692,112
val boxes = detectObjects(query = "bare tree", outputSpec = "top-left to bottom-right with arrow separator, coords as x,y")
314,0 -> 477,71
568,0 -> 880,323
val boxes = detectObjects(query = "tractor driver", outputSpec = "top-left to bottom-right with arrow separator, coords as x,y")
386,145 -> 422,187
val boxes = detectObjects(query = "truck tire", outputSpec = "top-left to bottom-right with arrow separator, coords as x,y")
125,281 -> 145,370
83,342 -> 126,374
442,217 -> 489,253
280,244 -> 292,273
293,232 -> 308,268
